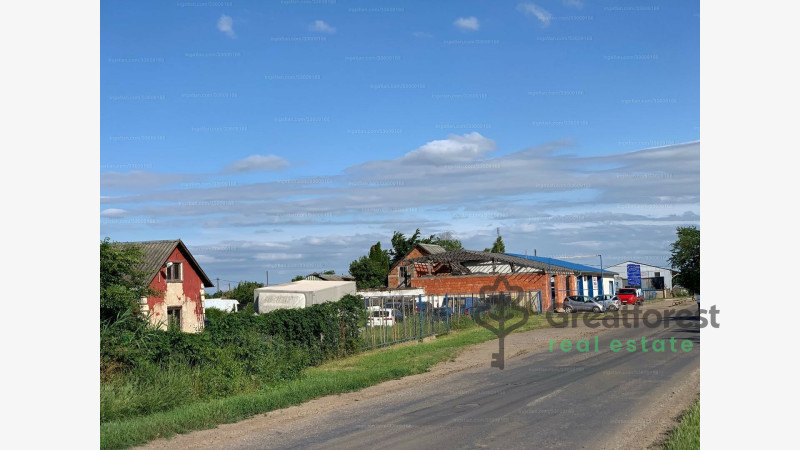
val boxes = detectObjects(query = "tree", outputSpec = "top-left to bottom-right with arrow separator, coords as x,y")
100,238 -> 158,324
390,229 -> 423,266
668,226 -> 700,294
484,235 -> 506,253
390,229 -> 463,265
422,231 -> 463,252
291,275 -> 305,282
349,242 -> 390,289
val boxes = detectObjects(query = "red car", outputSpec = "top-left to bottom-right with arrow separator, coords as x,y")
616,288 -> 644,305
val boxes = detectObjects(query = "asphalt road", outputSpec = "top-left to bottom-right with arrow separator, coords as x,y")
217,302 -> 700,449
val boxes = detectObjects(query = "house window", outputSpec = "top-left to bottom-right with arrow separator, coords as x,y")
167,307 -> 181,330
655,271 -> 661,277
166,262 -> 182,282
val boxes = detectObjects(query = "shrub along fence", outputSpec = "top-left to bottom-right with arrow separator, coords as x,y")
100,294 -> 365,423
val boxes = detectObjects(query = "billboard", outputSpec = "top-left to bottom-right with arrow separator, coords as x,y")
626,264 -> 642,286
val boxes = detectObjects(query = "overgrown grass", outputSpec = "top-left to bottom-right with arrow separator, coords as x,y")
100,313 -> 550,449
662,398 -> 700,450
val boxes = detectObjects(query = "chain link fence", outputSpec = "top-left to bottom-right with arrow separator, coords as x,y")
360,291 -> 542,350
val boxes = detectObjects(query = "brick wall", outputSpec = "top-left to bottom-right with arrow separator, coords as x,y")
387,247 -> 428,288
410,272 -> 548,297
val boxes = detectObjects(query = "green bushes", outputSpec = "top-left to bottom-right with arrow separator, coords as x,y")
100,295 -> 366,423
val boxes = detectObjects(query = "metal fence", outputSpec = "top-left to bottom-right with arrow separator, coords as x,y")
641,288 -> 659,301
360,291 -> 542,350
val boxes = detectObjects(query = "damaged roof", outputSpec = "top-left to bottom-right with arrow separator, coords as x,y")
405,249 -> 574,275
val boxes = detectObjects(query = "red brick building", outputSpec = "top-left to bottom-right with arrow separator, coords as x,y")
397,249 -> 577,311
120,239 -> 214,333
387,243 -> 447,288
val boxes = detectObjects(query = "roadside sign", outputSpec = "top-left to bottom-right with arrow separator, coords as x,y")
627,264 -> 641,286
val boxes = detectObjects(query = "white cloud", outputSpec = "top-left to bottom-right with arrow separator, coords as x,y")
517,3 -> 552,27
217,14 -> 235,38
563,0 -> 584,9
224,155 -> 290,173
100,208 -> 127,218
309,20 -> 336,34
453,16 -> 480,32
401,132 -> 497,165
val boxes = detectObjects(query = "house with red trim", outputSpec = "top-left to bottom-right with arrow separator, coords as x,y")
118,239 -> 214,333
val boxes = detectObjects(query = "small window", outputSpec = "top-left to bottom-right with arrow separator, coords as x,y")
654,271 -> 661,277
166,262 -> 182,282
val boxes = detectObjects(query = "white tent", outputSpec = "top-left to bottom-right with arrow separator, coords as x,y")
254,280 -> 356,314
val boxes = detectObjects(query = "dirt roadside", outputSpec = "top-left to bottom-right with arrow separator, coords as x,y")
139,299 -> 699,450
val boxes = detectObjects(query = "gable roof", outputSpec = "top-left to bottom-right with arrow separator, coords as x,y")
114,239 -> 214,287
417,243 -> 446,255
406,249 -> 575,275
504,253 -> 618,276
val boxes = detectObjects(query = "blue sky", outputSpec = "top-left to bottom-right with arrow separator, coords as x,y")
100,0 -> 700,289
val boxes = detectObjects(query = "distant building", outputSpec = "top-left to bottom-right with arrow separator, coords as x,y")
305,272 -> 355,282
115,239 -> 214,333
400,249 -> 574,311
505,254 -> 619,298
605,261 -> 677,297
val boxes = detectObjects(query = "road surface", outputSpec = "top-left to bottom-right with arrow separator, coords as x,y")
142,300 -> 700,449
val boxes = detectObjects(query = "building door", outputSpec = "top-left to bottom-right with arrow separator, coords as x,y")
167,306 -> 181,331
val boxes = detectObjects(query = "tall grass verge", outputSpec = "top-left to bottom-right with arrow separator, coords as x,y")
662,398 -> 700,449
101,313 -> 550,449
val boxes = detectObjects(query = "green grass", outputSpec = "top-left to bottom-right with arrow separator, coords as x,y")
100,313 -> 550,449
662,398 -> 700,450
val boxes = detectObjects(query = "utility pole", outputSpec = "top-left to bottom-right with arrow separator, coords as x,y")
266,270 -> 269,286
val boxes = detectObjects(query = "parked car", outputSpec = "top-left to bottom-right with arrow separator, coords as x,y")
367,308 -> 403,326
456,297 -> 484,316
414,302 -> 431,314
563,295 -> 606,313
384,301 -> 415,315
616,288 -> 644,306
594,295 -> 622,311
432,306 -> 452,320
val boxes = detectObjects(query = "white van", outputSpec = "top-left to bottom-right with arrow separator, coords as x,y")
367,308 -> 403,327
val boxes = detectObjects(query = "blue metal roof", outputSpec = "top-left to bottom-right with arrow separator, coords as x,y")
504,253 -> 618,276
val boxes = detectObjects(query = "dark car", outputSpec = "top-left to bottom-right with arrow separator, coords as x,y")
415,302 -> 431,314
432,306 -> 452,320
